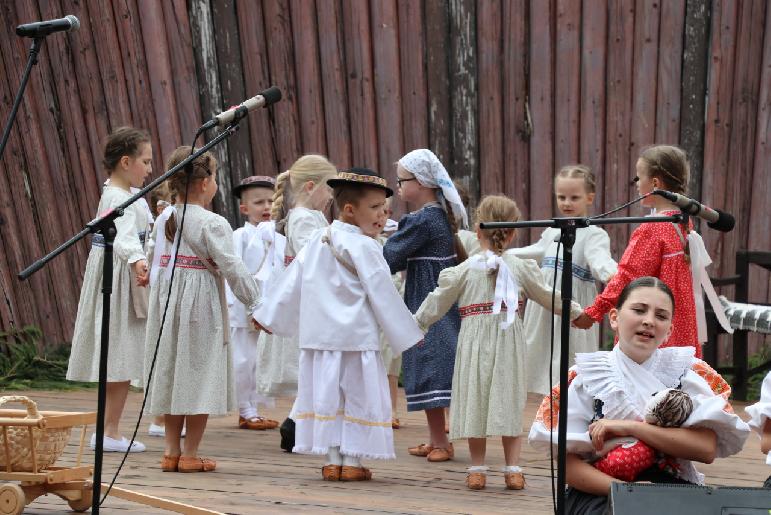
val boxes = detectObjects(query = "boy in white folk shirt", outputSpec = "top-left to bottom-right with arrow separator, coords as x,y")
254,168 -> 423,482
228,176 -> 283,431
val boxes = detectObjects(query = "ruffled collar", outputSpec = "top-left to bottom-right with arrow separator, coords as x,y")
575,346 -> 695,420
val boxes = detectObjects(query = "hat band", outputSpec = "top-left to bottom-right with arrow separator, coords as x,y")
335,171 -> 388,188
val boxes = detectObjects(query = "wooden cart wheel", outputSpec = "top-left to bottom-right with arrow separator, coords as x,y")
67,487 -> 93,513
0,484 -> 25,515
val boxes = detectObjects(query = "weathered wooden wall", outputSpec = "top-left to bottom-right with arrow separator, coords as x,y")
0,0 -> 769,348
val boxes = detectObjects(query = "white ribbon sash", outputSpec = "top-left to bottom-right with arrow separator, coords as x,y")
150,205 -> 179,286
470,250 -> 519,329
687,231 -> 733,341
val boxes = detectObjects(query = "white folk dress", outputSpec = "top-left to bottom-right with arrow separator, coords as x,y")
746,371 -> 771,465
457,229 -> 481,257
144,205 -> 260,415
415,251 -> 582,440
68,185 -> 150,384
255,207 -> 329,397
528,346 -> 750,485
227,221 -> 285,412
510,226 -> 617,395
255,220 -> 423,459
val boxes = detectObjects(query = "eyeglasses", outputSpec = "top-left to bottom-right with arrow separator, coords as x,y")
397,177 -> 416,187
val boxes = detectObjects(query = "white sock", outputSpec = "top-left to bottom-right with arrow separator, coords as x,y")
325,446 -> 342,466
503,465 -> 522,473
468,465 -> 488,473
342,454 -> 361,468
240,406 -> 258,419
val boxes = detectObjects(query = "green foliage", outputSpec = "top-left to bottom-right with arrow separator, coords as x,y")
0,326 -> 93,391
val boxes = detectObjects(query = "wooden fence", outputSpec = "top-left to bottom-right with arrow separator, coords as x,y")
0,0 -> 769,349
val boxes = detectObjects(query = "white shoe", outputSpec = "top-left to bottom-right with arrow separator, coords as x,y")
89,434 -> 146,453
147,423 -> 186,438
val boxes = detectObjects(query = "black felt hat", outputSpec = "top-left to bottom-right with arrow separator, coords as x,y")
326,167 -> 393,197
232,175 -> 276,198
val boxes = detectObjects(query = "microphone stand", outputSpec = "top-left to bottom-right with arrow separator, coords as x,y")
18,122 -> 241,514
0,37 -> 44,161
480,212 -> 682,515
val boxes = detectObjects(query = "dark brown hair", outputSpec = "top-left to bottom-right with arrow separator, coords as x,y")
103,126 -> 151,174
163,146 -> 216,242
639,145 -> 690,195
475,195 -> 521,255
333,183 -> 385,211
616,276 -> 675,314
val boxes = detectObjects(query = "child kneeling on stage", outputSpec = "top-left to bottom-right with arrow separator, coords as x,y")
254,168 -> 423,481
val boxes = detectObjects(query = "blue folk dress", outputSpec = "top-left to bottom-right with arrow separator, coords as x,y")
383,203 -> 460,411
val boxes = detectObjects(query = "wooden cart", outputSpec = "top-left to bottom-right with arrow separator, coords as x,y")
0,396 -> 94,514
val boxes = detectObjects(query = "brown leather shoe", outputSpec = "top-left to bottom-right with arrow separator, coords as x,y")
340,466 -> 372,481
408,443 -> 434,456
178,456 -> 217,472
504,471 -> 526,490
160,455 -> 180,472
427,443 -> 454,462
466,472 -> 486,490
239,416 -> 279,430
321,464 -> 342,481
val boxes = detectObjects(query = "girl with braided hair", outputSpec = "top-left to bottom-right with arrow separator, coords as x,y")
414,195 -> 582,490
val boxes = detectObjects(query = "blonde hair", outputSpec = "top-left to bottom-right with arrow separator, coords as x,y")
555,164 -> 596,193
163,146 -> 217,242
271,154 -> 337,233
639,145 -> 690,194
475,195 -> 521,255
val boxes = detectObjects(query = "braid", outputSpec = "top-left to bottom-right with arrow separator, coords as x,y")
163,146 -> 215,242
444,197 -> 468,263
271,170 -> 291,235
475,195 -> 521,255
489,229 -> 508,256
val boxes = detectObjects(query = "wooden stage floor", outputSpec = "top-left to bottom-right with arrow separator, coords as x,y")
10,389 -> 768,514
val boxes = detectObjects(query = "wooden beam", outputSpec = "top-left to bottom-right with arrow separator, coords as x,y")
102,484 -> 226,514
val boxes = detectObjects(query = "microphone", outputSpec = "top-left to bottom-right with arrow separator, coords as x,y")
16,15 -> 80,38
651,190 -> 735,232
200,87 -> 282,130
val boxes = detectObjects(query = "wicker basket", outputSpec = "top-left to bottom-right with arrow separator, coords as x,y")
0,395 -> 72,472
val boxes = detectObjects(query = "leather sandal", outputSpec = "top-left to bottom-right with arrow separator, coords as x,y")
466,472 -> 486,490
408,443 -> 434,456
340,466 -> 372,481
160,455 -> 180,472
427,443 -> 454,462
177,456 -> 217,472
504,471 -> 526,490
321,464 -> 342,481
239,416 -> 279,430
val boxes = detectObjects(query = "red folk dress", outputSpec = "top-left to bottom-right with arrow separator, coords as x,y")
584,210 -> 700,358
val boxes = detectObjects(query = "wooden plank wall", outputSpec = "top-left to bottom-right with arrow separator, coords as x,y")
0,0 -> 769,349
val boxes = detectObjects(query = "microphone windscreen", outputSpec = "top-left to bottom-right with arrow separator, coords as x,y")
260,87 -> 282,107
706,209 -> 735,232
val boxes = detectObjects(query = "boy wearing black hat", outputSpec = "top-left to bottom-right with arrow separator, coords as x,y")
253,168 -> 422,481
229,176 -> 283,431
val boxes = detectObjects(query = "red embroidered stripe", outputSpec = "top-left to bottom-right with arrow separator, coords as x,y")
284,255 -> 294,266
159,254 -> 215,270
458,302 -> 507,318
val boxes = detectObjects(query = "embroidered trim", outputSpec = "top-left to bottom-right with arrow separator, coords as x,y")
159,254 -> 216,270
284,255 -> 295,266
662,251 -> 685,259
405,389 -> 452,399
92,230 -> 146,248
406,396 -> 452,406
542,256 -> 594,282
293,410 -> 391,427
534,370 -> 578,429
334,171 -> 389,189
407,255 -> 457,262
458,302 -> 508,318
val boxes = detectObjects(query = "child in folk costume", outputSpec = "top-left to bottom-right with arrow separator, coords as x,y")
383,149 -> 467,463
144,147 -> 261,473
510,166 -> 617,395
415,196 -> 583,491
574,146 -> 733,358
254,168 -> 423,481
530,277 -> 749,514
68,127 -> 153,453
227,176 -> 283,431
255,154 -> 338,450
745,371 -> 771,487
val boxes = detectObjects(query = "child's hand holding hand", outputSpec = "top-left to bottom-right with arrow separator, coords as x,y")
133,259 -> 149,287
251,318 -> 272,334
572,312 -> 595,329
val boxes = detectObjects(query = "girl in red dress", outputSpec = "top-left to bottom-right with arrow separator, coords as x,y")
573,145 -> 704,357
